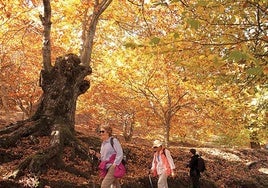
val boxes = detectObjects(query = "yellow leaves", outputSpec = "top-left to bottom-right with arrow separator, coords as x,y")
1,0 -> 266,147
218,5 -> 225,14
196,6 -> 204,15
199,55 -> 205,59
207,54 -> 215,61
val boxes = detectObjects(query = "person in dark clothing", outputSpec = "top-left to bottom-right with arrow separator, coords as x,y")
186,148 -> 200,188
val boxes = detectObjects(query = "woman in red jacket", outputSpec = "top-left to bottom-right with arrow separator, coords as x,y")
151,140 -> 175,188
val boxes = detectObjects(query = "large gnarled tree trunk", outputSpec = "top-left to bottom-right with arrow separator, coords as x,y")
0,54 -> 90,175
0,0 -> 112,181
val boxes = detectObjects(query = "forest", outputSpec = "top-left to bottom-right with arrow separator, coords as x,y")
0,0 -> 267,187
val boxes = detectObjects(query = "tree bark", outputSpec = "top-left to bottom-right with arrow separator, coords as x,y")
40,0 -> 52,71
36,54 -> 91,132
80,0 -> 113,66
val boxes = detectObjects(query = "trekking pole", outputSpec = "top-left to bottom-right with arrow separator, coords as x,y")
148,167 -> 154,188
148,173 -> 153,188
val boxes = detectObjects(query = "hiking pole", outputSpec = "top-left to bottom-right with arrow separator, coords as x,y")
148,167 -> 154,188
148,173 -> 153,188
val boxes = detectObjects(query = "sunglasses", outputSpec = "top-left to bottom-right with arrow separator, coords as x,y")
99,130 -> 105,134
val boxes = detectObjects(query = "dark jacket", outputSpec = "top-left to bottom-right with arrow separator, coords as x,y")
188,154 -> 200,177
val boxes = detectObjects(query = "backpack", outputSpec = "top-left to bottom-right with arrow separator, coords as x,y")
162,148 -> 170,158
110,137 -> 127,166
197,156 -> 206,172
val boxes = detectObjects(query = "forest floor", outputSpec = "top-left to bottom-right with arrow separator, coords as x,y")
0,111 -> 268,188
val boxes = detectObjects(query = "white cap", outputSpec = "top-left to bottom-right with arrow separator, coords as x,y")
152,140 -> 163,148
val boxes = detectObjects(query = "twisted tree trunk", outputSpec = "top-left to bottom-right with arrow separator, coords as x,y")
0,54 -> 91,179
0,0 -> 112,183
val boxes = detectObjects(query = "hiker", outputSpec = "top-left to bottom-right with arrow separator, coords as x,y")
89,123 -> 124,188
186,148 -> 200,188
151,140 -> 175,188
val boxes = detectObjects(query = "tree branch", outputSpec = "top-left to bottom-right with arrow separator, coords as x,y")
40,0 -> 52,72
80,0 -> 113,66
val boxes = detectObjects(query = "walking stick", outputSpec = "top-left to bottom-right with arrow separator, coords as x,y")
148,173 -> 153,188
148,168 -> 154,188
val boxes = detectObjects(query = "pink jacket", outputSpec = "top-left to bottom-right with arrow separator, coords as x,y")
98,154 -> 116,177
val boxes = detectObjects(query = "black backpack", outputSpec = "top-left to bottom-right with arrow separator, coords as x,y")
110,137 -> 127,166
197,156 -> 206,172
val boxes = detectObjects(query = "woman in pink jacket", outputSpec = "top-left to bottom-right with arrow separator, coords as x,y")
90,123 -> 124,188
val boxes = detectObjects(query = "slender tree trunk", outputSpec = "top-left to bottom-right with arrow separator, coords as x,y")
249,131 -> 261,149
164,123 -> 170,147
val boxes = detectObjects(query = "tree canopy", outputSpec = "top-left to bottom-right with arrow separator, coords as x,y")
0,0 -> 268,187
1,0 -> 267,146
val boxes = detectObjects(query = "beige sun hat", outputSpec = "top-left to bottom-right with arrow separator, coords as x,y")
152,140 -> 163,148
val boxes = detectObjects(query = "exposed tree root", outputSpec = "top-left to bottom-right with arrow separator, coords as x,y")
0,120 -> 92,182
0,120 -> 41,148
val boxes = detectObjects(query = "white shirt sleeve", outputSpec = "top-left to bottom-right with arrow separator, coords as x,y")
112,138 -> 123,165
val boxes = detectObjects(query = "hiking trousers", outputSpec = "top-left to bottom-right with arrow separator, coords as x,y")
158,173 -> 168,188
190,175 -> 200,188
101,165 -> 121,188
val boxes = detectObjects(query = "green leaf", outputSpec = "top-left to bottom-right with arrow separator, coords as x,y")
197,0 -> 208,6
228,50 -> 248,61
173,32 -> 179,38
246,67 -> 263,76
150,37 -> 160,45
187,18 -> 200,30
124,42 -> 137,49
